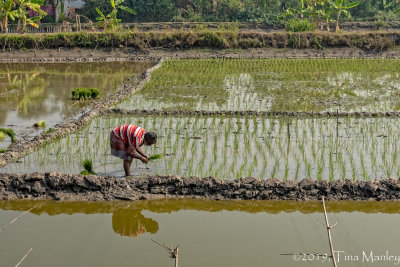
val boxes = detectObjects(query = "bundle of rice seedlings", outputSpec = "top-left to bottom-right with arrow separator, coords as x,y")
80,159 -> 96,175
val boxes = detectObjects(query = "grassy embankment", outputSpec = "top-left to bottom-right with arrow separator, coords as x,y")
0,30 -> 397,52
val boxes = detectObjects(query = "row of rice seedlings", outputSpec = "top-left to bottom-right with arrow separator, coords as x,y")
117,58 -> 400,113
4,115 -> 400,180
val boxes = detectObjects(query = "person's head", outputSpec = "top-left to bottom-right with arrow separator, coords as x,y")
143,132 -> 157,146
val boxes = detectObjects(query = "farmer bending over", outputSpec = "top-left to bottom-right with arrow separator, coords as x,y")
110,124 -> 157,176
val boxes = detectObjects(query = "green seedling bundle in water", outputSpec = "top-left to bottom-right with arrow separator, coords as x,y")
0,128 -> 16,142
4,114 -> 400,180
117,58 -> 400,113
71,88 -> 100,100
80,159 -> 96,175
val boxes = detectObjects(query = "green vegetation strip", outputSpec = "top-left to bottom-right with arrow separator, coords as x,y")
107,108 -> 400,118
0,31 -> 397,51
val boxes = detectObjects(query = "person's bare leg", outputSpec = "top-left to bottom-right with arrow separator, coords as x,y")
123,158 -> 134,176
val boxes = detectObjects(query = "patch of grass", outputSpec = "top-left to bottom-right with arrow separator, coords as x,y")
80,159 -> 96,175
72,87 -> 100,100
0,149 -> 6,153
0,128 -> 16,142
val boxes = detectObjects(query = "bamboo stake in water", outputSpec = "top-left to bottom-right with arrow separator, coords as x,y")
0,207 -> 35,233
15,247 -> 33,267
151,239 -> 179,267
322,196 -> 338,267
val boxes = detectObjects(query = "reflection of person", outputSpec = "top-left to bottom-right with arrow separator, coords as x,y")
110,124 -> 157,176
112,209 -> 159,238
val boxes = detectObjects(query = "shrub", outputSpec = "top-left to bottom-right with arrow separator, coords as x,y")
285,19 -> 315,32
0,149 -> 6,153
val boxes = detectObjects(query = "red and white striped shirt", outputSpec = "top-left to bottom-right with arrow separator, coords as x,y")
112,124 -> 146,148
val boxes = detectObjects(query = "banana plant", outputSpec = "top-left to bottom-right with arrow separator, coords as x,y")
15,0 -> 47,33
281,0 -> 320,21
328,0 -> 360,32
0,0 -> 17,33
95,0 -> 136,30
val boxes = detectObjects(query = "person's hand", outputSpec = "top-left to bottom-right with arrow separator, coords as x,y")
141,157 -> 148,164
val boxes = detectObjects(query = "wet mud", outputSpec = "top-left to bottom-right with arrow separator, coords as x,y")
0,173 -> 399,201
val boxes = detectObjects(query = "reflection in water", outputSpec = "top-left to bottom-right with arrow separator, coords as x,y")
1,199 -> 400,238
0,61 -> 155,148
112,208 -> 158,238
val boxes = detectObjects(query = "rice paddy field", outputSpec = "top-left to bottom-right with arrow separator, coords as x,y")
0,61 -> 155,147
3,114 -> 400,181
117,58 -> 400,113
2,57 -> 400,266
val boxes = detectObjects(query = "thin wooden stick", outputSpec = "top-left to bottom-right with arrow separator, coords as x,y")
15,247 -> 33,267
0,207 -> 35,233
151,239 -> 179,267
322,196 -> 338,267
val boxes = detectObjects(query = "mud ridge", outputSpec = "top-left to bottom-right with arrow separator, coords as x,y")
106,108 -> 400,118
0,59 -> 164,168
0,173 -> 399,201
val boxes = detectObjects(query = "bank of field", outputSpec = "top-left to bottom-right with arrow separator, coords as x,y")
3,114 -> 400,181
117,58 -> 400,113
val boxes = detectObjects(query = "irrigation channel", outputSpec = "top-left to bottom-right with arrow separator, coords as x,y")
1,200 -> 400,266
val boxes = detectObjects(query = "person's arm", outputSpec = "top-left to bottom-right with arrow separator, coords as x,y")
127,146 -> 148,164
135,147 -> 148,159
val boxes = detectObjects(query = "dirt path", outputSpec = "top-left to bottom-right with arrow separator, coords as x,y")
0,172 -> 398,201
0,46 -> 399,63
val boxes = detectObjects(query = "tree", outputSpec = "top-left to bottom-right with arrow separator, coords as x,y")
328,0 -> 359,32
14,0 -> 47,33
0,0 -> 17,33
96,0 -> 136,30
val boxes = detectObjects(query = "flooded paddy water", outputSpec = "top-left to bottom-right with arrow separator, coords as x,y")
0,61 -> 155,149
117,58 -> 400,113
0,200 -> 400,266
3,114 -> 400,180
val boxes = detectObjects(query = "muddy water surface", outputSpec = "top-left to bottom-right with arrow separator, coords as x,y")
0,61 -> 155,149
0,199 -> 399,266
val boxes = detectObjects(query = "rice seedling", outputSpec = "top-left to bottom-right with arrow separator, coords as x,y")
148,154 -> 162,161
80,159 -> 96,175
71,87 -> 100,100
117,58 -> 400,113
33,120 -> 46,128
0,128 -> 16,142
